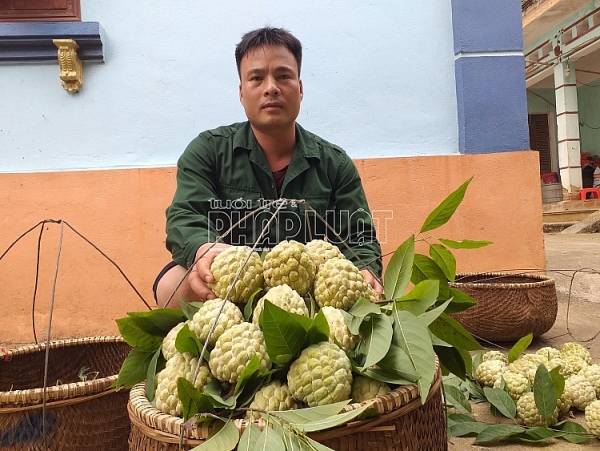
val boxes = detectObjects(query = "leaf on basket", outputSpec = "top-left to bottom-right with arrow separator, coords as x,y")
383,234 -> 415,300
304,310 -> 330,348
175,323 -> 206,359
345,298 -> 381,335
267,401 -> 374,432
115,317 -> 164,352
254,425 -> 286,450
127,308 -> 187,334
359,312 -> 393,369
145,348 -> 165,402
507,333 -> 533,363
435,346 -> 467,381
238,422 -> 261,451
417,298 -> 451,327
114,348 -> 154,389
284,433 -> 335,451
261,300 -> 308,365
189,420 -> 239,451
177,377 -> 216,421
377,343 -> 419,382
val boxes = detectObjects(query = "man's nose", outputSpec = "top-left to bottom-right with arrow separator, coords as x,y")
264,76 -> 280,95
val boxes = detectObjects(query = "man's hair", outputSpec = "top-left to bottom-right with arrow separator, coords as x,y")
235,27 -> 302,78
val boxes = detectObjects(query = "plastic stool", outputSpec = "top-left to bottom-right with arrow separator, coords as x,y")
579,188 -> 600,200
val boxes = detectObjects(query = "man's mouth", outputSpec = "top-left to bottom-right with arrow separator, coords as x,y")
262,102 -> 283,109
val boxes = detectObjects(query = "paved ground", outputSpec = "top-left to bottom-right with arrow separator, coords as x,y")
449,233 -> 600,450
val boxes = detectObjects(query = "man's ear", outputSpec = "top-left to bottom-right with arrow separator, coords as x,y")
299,79 -> 303,100
239,83 -> 243,104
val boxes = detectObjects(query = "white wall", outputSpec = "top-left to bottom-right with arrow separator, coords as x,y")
0,0 -> 458,173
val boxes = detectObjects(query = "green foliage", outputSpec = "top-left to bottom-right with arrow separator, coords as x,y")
175,323 -> 205,359
533,364 -> 557,418
507,333 -> 533,363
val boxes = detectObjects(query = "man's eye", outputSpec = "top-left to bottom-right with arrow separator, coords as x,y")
251,76 -> 262,81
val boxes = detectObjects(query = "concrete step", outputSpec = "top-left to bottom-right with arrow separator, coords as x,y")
542,209 -> 597,223
543,222 -> 576,233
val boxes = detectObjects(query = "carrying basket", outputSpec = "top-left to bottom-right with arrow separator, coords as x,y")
450,272 -> 558,342
0,336 -> 132,451
127,363 -> 446,451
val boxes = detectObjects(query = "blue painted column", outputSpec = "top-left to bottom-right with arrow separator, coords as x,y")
451,0 -> 530,154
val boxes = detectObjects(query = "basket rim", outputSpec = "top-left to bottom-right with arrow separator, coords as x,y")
0,335 -> 126,407
451,271 -> 555,289
127,362 -> 441,443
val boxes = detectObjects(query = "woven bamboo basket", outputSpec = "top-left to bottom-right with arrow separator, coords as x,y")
127,363 -> 446,451
0,336 -> 132,450
450,272 -> 558,342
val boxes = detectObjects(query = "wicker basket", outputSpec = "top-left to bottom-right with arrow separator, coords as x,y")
450,272 -> 558,342
0,336 -> 132,450
127,364 -> 446,451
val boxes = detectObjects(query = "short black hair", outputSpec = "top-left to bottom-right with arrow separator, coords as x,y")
235,27 -> 302,78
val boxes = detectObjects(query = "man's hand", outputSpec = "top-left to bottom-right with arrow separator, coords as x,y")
361,269 -> 384,296
188,242 -> 232,300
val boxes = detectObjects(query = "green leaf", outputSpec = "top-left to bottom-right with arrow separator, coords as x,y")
534,364 -> 557,419
549,367 -> 565,399
261,300 -> 307,365
145,348 -> 164,403
346,298 -> 381,335
515,427 -> 564,442
396,280 -> 440,314
429,314 -> 483,351
377,343 -> 419,382
434,346 -> 466,380
471,352 -> 483,376
175,323 -> 205,359
418,299 -> 451,327
483,387 -> 516,418
554,420 -> 592,444
447,412 -> 476,426
461,379 -> 487,402
438,238 -> 493,249
284,434 -> 335,451
391,308 -> 436,404
420,177 -> 472,233
179,298 -> 202,321
177,377 -> 215,421
448,421 -> 488,437
411,254 -> 450,297
383,234 -> 415,300
128,308 -> 187,333
305,310 -> 330,347
115,348 -> 154,389
429,244 -> 457,282
443,288 -> 477,314
237,422 -> 261,451
443,383 -> 471,414
359,313 -> 393,369
254,425 -> 286,450
202,380 -> 237,409
458,348 -> 473,377
472,424 -> 526,444
357,366 -> 415,385
507,333 -> 533,363
189,420 -> 239,451
243,289 -> 262,322
115,317 -> 164,351
272,402 -> 374,432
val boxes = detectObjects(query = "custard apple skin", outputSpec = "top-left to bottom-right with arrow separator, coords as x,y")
247,380 -> 297,420
482,350 -> 508,364
263,240 -> 316,296
321,306 -> 358,353
287,341 -> 353,407
563,375 -> 597,411
189,299 -> 244,348
313,257 -> 369,311
208,246 -> 264,303
154,352 -> 212,417
305,239 -> 343,268
362,283 -> 381,303
351,376 -> 391,402
209,322 -> 271,384
162,321 -> 187,361
536,347 -> 561,361
493,371 -> 530,401
252,284 -> 308,326
516,392 -> 558,427
585,400 -> 600,437
560,342 -> 593,366
475,360 -> 507,387
580,364 -> 600,398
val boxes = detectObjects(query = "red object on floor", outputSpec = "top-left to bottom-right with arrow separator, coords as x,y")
540,172 -> 558,184
579,188 -> 600,200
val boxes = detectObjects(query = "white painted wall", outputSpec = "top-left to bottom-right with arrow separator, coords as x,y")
0,0 -> 458,173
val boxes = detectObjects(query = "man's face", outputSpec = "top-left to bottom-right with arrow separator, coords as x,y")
239,45 -> 303,134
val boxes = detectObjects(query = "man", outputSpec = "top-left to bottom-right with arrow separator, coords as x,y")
155,27 -> 383,307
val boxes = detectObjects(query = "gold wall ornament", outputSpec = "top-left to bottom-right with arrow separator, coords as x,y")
53,39 -> 84,93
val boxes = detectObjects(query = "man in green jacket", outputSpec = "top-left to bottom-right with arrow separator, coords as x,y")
155,27 -> 383,307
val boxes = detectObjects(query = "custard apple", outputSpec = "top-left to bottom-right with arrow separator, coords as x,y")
585,400 -> 600,437
507,358 -> 539,380
482,350 -> 508,364
560,342 -> 592,365
580,364 -> 600,398
155,352 -> 212,417
305,239 -> 343,268
313,257 -> 369,311
287,341 -> 353,407
516,392 -> 558,427
252,284 -> 308,326
209,322 -> 271,384
263,240 -> 316,296
321,306 -> 358,353
536,347 -> 561,361
189,299 -> 244,348
162,321 -> 187,360
493,371 -> 530,401
246,380 -> 297,420
474,360 -> 507,387
351,376 -> 391,402
563,375 -> 596,411
362,283 -> 381,303
208,246 -> 263,303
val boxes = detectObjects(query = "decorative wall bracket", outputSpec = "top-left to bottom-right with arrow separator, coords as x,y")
53,38 -> 83,93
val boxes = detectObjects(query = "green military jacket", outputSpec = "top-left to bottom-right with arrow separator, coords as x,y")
165,121 -> 382,276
